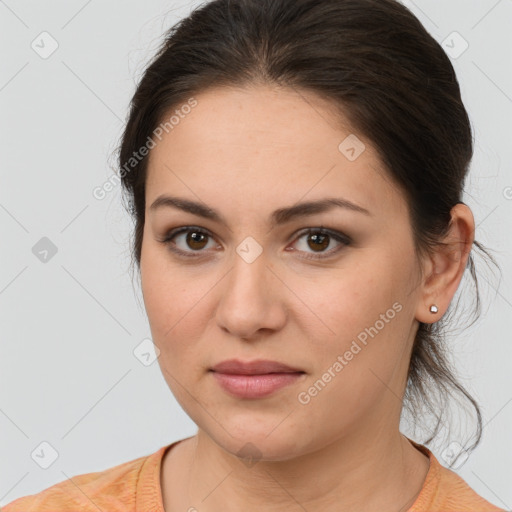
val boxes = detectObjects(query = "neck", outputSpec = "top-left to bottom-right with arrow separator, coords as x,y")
167,426 -> 430,512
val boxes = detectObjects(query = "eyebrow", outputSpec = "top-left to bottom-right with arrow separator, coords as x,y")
149,194 -> 371,226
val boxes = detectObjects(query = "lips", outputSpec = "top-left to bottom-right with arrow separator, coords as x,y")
210,359 -> 304,375
209,359 -> 306,399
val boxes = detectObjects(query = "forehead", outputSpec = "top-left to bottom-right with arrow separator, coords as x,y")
151,84 -> 368,156
145,85 -> 405,220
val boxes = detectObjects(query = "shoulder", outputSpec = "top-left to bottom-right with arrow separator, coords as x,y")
407,439 -> 507,512
1,447 -> 163,512
433,462 -> 507,512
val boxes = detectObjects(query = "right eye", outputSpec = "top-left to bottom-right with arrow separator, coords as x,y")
159,226 -> 219,258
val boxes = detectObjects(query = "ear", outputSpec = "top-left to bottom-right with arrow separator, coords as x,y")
415,203 -> 475,324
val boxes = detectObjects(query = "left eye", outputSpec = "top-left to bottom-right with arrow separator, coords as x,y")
289,228 -> 351,260
159,226 -> 351,260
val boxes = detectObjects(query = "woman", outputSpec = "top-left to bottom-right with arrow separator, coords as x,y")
4,0 -> 506,510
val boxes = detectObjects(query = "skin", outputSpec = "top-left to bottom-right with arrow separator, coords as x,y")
139,84 -> 475,512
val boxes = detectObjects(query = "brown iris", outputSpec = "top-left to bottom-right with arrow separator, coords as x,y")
307,232 -> 330,252
187,231 -> 209,250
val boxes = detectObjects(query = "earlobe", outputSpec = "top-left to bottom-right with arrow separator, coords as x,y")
414,203 -> 475,324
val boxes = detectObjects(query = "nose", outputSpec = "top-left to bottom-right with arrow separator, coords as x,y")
215,249 -> 287,341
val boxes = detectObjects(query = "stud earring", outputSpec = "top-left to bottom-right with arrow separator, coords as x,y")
429,304 -> 438,314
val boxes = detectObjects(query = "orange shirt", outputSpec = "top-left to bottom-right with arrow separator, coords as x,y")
2,437 -> 506,511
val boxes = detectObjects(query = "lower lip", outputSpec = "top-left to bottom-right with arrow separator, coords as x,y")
210,371 -> 305,398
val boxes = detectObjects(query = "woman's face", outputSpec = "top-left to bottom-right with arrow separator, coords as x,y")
140,85 -> 425,460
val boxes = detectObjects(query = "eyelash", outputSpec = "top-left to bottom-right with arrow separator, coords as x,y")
158,226 -> 351,261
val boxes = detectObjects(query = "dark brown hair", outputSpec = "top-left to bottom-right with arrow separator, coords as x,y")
117,0 -> 500,462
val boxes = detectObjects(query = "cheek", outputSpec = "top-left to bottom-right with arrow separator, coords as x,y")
140,261 -> 211,403
141,246 -> 185,341
298,266 -> 388,335
293,272 -> 410,430
140,247 -> 215,359
295,255 -> 411,371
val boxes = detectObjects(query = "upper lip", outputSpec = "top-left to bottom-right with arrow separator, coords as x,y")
210,359 -> 304,375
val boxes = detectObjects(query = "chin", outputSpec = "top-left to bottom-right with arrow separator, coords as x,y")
201,418 -> 308,463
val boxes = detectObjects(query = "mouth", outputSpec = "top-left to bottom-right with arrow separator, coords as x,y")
210,358 -> 305,375
209,359 -> 306,398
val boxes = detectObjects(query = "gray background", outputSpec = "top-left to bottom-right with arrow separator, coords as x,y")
0,0 -> 511,508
